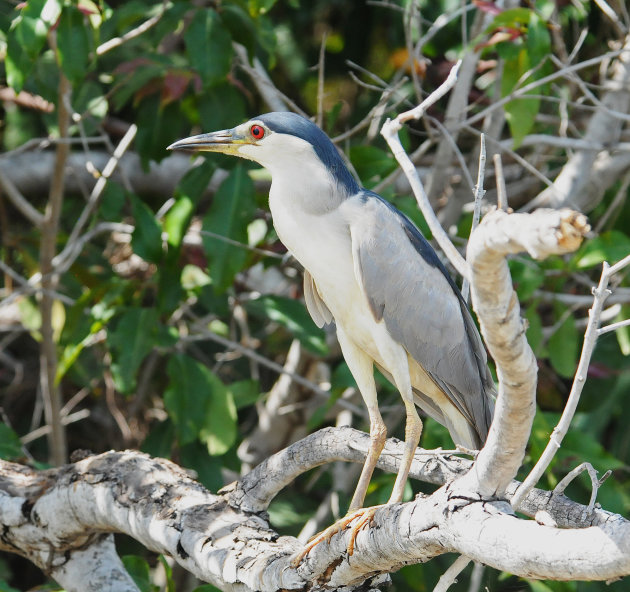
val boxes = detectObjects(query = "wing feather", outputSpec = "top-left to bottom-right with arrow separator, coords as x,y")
303,269 -> 333,328
344,192 -> 494,444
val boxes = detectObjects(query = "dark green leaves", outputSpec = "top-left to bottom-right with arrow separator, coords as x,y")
485,9 -> 552,147
184,9 -> 233,89
202,165 -> 257,291
56,5 -> 93,83
108,308 -> 176,394
164,354 -> 237,456
0,424 -> 24,461
131,197 -> 164,264
246,295 -> 328,354
5,0 -> 61,91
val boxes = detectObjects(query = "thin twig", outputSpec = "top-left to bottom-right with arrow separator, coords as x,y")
493,154 -> 508,211
433,555 -> 472,592
381,61 -> 470,281
182,329 -> 366,418
511,255 -> 630,509
462,134 -> 486,302
56,124 -> 138,269
96,0 -> 167,56
0,168 -> 44,228
39,36 -> 71,465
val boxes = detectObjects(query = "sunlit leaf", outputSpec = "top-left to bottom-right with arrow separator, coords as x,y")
164,195 -> 194,248
573,230 -> 630,269
5,0 -> 61,91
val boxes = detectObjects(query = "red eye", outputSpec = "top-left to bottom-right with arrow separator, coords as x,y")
250,124 -> 265,140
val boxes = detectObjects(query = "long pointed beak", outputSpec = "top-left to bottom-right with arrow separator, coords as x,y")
167,129 -> 249,155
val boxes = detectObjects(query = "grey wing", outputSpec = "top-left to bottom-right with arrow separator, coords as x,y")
304,269 -> 333,328
344,193 -> 494,443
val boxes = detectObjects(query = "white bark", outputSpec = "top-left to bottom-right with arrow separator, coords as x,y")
2,207 -> 624,590
1,428 -> 628,592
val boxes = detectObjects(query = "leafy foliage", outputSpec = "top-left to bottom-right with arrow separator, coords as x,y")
0,0 -> 629,591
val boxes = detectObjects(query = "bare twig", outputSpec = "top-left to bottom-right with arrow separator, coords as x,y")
0,168 -> 44,228
493,154 -> 508,211
462,134 -> 486,302
511,254 -> 630,509
433,555 -> 472,592
96,0 -> 167,56
553,462 -> 612,516
39,38 -> 71,465
381,61 -> 470,281
55,124 -> 138,270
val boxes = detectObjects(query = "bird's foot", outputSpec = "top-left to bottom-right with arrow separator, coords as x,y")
292,505 -> 382,566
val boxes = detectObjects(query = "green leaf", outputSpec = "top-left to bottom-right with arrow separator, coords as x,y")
122,556 -> 158,592
131,197 -> 164,264
108,308 -> 174,394
192,586 -> 223,592
548,305 -> 580,378
510,258 -> 544,301
349,145 -> 396,186
228,379 -> 261,409
164,196 -> 194,248
524,304 -> 545,357
0,580 -> 21,592
615,305 -> 630,356
184,9 -> 233,88
181,265 -> 212,291
56,5 -> 91,83
198,83 -> 247,133
573,230 -> 630,269
164,354 -> 237,454
158,555 -> 175,592
246,295 -> 328,355
502,47 -> 540,147
180,440 -> 224,491
176,160 -> 216,202
0,424 -> 23,461
202,165 -> 256,291
5,0 -> 61,91
135,96 -> 185,167
141,418 -> 175,458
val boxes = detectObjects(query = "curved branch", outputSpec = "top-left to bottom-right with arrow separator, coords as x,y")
1,443 -> 628,592
463,208 -> 589,498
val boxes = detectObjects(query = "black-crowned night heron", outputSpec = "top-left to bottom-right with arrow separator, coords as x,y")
168,112 -> 495,557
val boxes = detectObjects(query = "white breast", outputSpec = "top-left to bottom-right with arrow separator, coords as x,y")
268,182 -> 382,361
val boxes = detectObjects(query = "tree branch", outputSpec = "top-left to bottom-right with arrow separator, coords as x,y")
462,208 -> 589,498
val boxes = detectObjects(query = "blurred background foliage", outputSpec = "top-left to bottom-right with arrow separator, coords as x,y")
0,0 -> 629,590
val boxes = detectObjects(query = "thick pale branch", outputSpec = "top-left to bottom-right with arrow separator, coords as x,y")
0,436 -> 627,591
464,209 -> 589,497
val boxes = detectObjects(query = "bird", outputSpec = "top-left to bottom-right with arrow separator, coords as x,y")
168,111 -> 495,559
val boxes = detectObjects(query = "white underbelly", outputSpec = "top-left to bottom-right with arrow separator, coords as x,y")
269,196 -> 382,360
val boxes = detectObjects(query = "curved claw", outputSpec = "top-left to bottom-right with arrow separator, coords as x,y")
292,505 -> 382,567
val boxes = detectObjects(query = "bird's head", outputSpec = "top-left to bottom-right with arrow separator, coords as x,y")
168,112 -> 359,195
